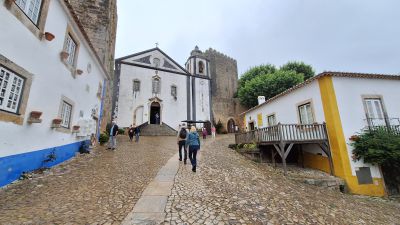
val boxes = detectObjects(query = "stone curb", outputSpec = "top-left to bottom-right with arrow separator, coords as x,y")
121,153 -> 179,225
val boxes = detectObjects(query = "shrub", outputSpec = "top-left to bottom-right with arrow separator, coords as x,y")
215,120 -> 223,134
99,133 -> 109,145
351,128 -> 400,167
118,128 -> 125,135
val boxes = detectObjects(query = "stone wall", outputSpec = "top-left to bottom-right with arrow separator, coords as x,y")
68,0 -> 118,131
204,49 -> 248,132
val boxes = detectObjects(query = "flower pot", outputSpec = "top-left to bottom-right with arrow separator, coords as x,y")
44,32 -> 55,41
76,69 -> 83,75
60,51 -> 69,60
53,118 -> 62,124
349,135 -> 359,141
30,111 -> 42,119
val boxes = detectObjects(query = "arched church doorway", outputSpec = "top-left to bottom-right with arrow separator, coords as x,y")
150,102 -> 161,124
227,118 -> 235,133
134,106 -> 144,126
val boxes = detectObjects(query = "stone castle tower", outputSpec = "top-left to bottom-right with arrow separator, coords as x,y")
203,48 -> 247,132
68,0 -> 118,130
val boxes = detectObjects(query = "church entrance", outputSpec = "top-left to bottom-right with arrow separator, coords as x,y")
227,118 -> 236,133
150,102 -> 161,124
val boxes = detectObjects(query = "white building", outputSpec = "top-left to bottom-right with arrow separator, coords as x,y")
0,0 -> 110,187
114,46 -> 211,130
240,72 -> 400,196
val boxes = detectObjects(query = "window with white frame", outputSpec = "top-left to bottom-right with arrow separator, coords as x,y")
133,80 -> 140,93
0,66 -> 24,114
171,85 -> 177,98
364,98 -> 386,126
267,114 -> 276,127
152,77 -> 160,94
64,34 -> 77,66
60,101 -> 72,128
15,0 -> 43,25
298,103 -> 314,124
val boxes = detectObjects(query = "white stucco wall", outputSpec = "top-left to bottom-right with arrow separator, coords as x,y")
333,77 -> 400,178
243,80 -> 326,155
194,77 -> 211,123
0,1 -> 107,157
117,64 -> 188,129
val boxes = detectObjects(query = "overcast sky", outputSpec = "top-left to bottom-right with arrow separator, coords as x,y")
115,0 -> 400,76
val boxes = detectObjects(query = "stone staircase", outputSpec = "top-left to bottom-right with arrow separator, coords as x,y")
139,123 -> 177,136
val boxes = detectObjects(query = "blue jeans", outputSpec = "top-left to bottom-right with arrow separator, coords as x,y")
135,133 -> 140,142
189,145 -> 200,166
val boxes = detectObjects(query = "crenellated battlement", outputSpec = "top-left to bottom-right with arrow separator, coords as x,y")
205,48 -> 237,63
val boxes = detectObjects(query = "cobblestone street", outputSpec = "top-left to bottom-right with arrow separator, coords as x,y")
165,135 -> 400,225
0,136 -> 177,225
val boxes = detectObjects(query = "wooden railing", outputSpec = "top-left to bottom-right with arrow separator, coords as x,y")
235,123 -> 328,144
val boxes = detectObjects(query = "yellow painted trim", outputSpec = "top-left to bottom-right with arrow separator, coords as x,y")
303,152 -> 331,174
257,113 -> 263,127
318,76 -> 385,196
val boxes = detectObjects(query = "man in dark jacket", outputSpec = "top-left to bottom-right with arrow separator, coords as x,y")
108,121 -> 119,150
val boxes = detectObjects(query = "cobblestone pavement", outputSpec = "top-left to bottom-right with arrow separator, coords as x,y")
0,136 -> 177,225
165,135 -> 400,225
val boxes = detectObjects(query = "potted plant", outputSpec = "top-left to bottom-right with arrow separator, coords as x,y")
51,118 -> 62,128
60,51 -> 69,60
76,69 -> 83,75
72,125 -> 80,133
30,111 -> 42,119
28,111 -> 43,123
44,32 -> 55,41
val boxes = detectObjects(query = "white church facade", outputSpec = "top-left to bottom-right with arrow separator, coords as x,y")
114,47 -> 212,130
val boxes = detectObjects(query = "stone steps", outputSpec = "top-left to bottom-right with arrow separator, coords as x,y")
140,124 -> 177,136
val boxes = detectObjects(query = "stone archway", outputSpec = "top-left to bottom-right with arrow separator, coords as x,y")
150,102 -> 161,124
227,118 -> 236,133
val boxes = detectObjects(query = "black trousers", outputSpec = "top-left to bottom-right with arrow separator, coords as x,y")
178,140 -> 187,161
189,145 -> 199,167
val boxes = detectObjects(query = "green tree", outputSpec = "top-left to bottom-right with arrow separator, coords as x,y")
238,70 -> 303,107
280,61 -> 315,80
239,64 -> 276,86
351,129 -> 400,167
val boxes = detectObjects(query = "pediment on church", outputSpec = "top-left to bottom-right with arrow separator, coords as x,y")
118,48 -> 188,74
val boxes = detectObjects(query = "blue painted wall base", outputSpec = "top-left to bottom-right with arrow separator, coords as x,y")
0,141 -> 85,187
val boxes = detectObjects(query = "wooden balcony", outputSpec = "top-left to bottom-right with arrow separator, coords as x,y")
235,123 -> 329,145
235,123 -> 333,176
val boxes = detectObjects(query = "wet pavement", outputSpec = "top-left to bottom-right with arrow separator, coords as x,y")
1,135 -> 399,225
164,135 -> 400,225
0,136 -> 177,225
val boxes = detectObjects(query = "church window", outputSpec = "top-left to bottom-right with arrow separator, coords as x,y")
133,79 -> 140,93
15,0 -> 42,25
0,66 -> 25,114
198,61 -> 204,74
171,85 -> 177,99
152,77 -> 161,94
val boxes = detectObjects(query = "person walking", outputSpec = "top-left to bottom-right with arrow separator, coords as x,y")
108,121 -> 119,150
202,127 -> 207,139
155,112 -> 160,124
128,125 -> 134,142
177,124 -> 188,164
186,126 -> 200,172
211,126 -> 216,139
134,125 -> 140,142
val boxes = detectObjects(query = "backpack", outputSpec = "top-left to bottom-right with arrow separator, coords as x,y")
179,128 -> 187,139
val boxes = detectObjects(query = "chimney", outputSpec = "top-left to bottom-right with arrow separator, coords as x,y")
258,96 -> 265,105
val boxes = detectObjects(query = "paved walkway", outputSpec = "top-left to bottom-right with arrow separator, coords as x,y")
1,135 -> 399,225
165,135 -> 400,225
0,136 -> 177,225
